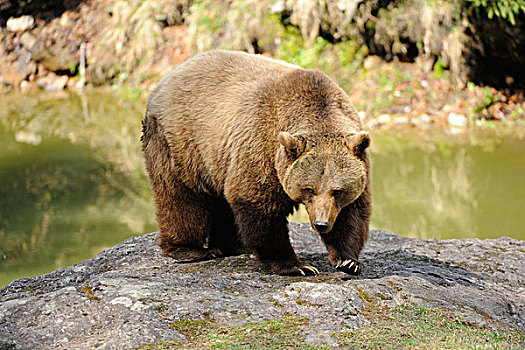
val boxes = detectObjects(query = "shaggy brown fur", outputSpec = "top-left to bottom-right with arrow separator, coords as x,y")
141,50 -> 371,276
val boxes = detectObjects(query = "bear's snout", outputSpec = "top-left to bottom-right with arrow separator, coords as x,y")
313,221 -> 330,233
306,193 -> 338,234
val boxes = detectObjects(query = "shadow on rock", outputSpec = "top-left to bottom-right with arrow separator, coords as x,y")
297,249 -> 483,288
357,249 -> 483,287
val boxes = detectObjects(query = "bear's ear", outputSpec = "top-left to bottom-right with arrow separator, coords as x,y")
278,131 -> 306,158
344,131 -> 370,156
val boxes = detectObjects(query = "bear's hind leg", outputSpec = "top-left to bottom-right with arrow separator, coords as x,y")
208,198 -> 246,256
157,181 -> 222,262
142,115 -> 220,262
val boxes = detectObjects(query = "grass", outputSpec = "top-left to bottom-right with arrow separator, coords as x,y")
137,300 -> 524,349
138,316 -> 329,349
337,302 -> 525,349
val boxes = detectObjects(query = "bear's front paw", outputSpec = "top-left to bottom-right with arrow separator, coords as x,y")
334,258 -> 362,275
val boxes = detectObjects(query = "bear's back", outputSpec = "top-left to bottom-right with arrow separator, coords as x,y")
147,50 -> 299,121
144,50 -> 361,193
144,51 -> 304,191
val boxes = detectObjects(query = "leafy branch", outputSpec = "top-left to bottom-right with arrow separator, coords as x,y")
465,0 -> 525,25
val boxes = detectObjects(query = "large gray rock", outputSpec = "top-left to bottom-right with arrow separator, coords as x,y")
0,223 -> 523,349
20,32 -> 78,73
0,53 -> 36,87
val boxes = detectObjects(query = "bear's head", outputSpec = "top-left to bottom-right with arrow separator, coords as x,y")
275,131 -> 370,234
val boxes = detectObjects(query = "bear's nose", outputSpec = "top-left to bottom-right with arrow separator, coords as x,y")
313,221 -> 330,232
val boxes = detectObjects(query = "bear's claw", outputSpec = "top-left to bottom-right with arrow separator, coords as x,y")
335,258 -> 362,275
299,264 -> 320,276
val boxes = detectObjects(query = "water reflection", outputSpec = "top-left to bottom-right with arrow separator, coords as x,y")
0,90 -> 156,288
1,90 -> 524,288
370,130 -> 524,239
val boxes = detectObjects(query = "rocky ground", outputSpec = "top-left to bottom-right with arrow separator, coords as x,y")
0,223 -> 523,349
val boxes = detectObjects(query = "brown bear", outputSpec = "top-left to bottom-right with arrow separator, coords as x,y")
141,50 -> 371,276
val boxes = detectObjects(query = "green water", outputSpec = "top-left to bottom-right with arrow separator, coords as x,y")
1,90 -> 524,288
0,90 -> 157,288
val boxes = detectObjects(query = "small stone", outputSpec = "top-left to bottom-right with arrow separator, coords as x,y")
36,73 -> 69,91
392,116 -> 410,124
391,105 -> 411,114
0,57 -> 36,87
20,80 -> 30,91
447,112 -> 468,128
419,114 -> 432,123
110,297 -> 133,308
363,55 -> 382,70
443,104 -> 453,113
15,131 -> 42,146
412,114 -> 433,126
416,56 -> 434,73
377,114 -> 391,124
6,16 -> 34,32
59,13 -> 71,27
20,32 -> 38,49
270,0 -> 285,13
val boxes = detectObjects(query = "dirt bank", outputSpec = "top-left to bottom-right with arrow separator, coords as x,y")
0,0 -> 524,130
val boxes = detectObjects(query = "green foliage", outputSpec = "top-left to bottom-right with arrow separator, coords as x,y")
117,86 -> 142,99
433,59 -> 448,79
190,0 -> 227,34
188,0 -> 283,53
465,0 -> 525,25
434,0 -> 525,24
188,0 -> 368,83
277,34 -> 327,69
352,61 -> 417,117
187,0 -> 371,95
67,62 -> 79,76
472,86 -> 500,119
275,28 -> 367,92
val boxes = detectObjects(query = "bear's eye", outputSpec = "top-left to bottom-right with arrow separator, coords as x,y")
302,187 -> 316,196
332,189 -> 344,198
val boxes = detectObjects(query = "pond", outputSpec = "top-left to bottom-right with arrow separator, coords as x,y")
1,89 -> 524,288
